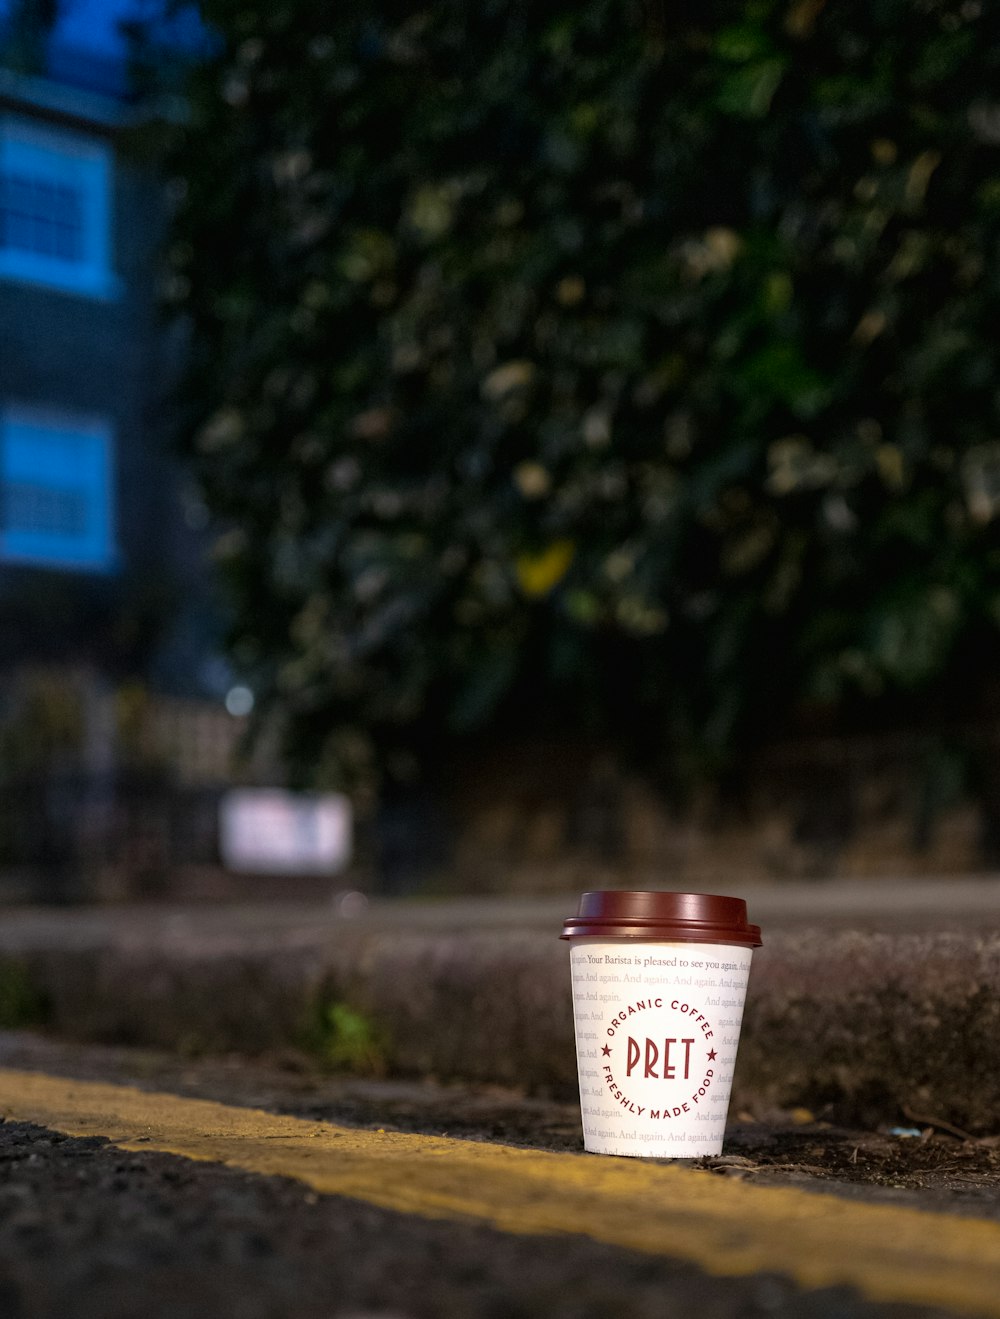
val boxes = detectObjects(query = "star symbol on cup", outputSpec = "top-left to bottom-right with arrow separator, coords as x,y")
601,1044 -> 612,1056
707,1049 -> 717,1061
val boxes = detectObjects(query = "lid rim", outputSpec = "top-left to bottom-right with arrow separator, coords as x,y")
560,929 -> 762,945
560,889 -> 762,947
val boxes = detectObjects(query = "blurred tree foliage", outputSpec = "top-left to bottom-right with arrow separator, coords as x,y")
166,0 -> 1000,791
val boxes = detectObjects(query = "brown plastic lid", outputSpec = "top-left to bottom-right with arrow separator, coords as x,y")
560,890 -> 762,947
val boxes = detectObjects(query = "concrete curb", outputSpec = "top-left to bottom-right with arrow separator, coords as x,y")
1,916 -> 999,1131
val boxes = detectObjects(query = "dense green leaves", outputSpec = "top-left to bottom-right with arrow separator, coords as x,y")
167,0 -> 1000,789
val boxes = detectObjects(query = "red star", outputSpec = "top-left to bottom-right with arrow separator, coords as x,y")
707,1049 -> 717,1061
601,1044 -> 612,1056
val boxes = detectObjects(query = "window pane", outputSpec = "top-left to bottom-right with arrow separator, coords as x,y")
0,171 -> 86,264
1,481 -> 90,538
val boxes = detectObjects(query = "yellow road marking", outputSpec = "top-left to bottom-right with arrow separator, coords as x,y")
0,1068 -> 997,1317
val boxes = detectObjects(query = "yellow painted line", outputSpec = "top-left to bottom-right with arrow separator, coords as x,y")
1,1069 -> 998,1318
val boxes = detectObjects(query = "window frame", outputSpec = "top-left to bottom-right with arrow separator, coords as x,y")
0,114 -> 118,300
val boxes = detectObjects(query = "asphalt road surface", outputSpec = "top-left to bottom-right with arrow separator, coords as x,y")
1,1034 -> 999,1319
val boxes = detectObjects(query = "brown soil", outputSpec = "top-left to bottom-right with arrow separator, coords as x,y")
713,1116 -> 1000,1217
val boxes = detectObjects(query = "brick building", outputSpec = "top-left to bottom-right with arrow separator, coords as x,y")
0,7 -> 245,899
0,5 -> 209,685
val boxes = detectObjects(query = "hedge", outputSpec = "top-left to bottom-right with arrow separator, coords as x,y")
165,0 -> 1000,790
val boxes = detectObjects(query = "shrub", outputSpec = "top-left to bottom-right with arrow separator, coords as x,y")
166,0 -> 1000,790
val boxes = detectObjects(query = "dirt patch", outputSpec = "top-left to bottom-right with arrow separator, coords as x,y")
712,1116 -> 1000,1217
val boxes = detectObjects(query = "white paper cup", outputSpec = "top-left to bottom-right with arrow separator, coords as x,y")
561,891 -> 761,1158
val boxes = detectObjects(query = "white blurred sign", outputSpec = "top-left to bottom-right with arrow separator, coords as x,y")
219,789 -> 352,875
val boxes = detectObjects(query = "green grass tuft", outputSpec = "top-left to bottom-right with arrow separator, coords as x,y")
305,999 -> 387,1073
0,960 -> 50,1029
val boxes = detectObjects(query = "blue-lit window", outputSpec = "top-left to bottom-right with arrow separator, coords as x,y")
0,116 -> 114,298
0,410 -> 116,572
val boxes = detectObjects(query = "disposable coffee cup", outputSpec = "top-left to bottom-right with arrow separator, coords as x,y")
561,891 -> 762,1158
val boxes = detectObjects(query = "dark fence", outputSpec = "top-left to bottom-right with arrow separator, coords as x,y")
0,770 -> 225,901
0,672 -> 281,900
